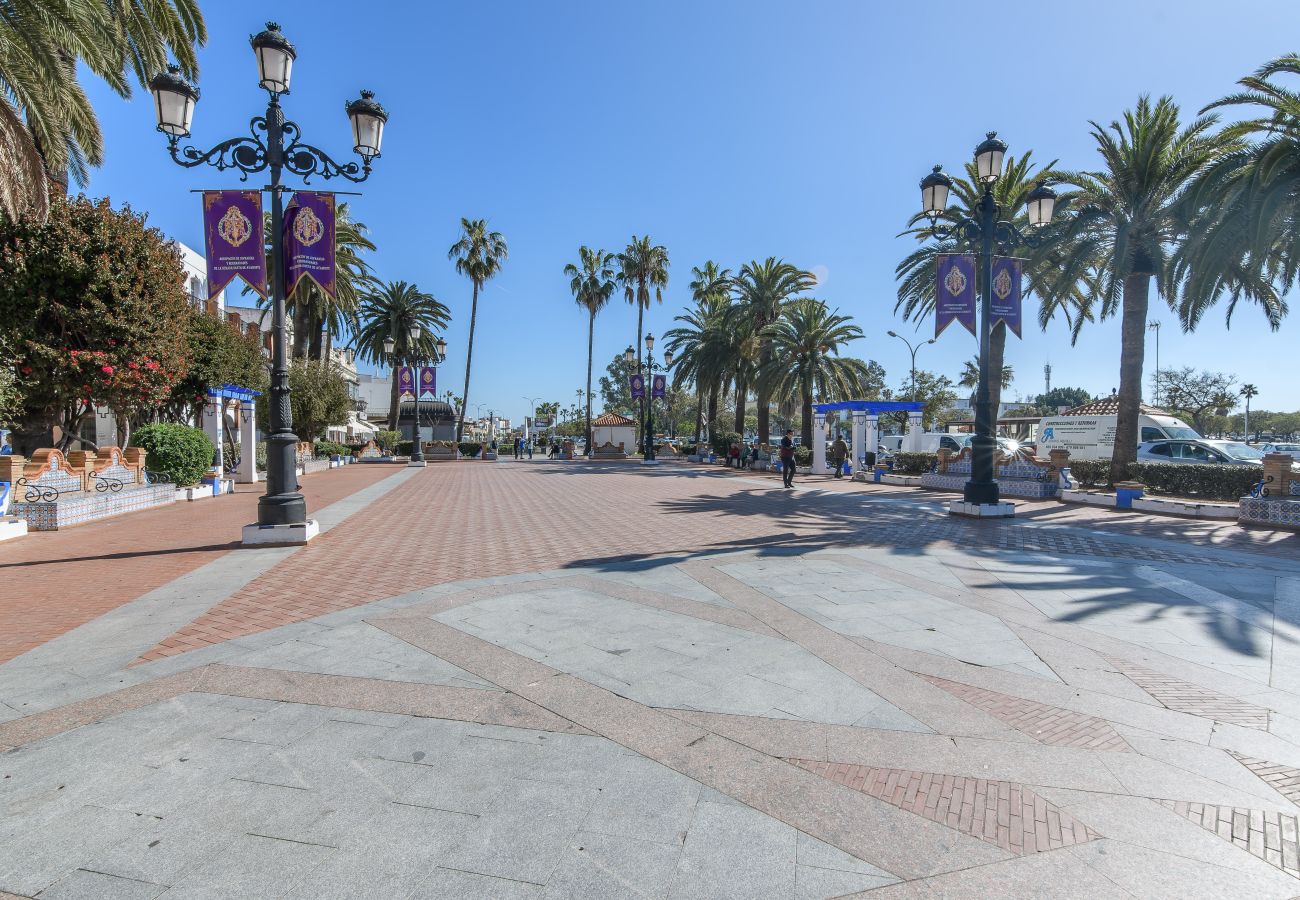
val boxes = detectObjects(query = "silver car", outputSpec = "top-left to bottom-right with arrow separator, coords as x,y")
1136,439 -> 1266,466
1261,443 -> 1300,455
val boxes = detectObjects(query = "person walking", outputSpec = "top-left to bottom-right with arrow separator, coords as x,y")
779,429 -> 796,488
526,439 -> 533,459
830,433 -> 848,479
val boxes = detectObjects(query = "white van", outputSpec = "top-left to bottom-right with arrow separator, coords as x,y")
1035,413 -> 1199,461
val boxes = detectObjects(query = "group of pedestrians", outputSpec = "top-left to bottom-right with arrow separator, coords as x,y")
724,430 -> 852,489
511,437 -> 535,459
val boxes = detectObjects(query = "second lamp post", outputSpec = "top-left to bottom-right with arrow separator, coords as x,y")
918,133 -> 1056,510
625,334 -> 672,464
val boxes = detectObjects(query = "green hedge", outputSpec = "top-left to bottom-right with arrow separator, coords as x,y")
133,423 -> 214,487
794,446 -> 812,466
395,440 -> 413,456
711,431 -> 742,458
313,440 -> 349,459
457,442 -> 482,458
1127,463 -> 1262,501
1068,459 -> 1110,487
892,451 -> 937,475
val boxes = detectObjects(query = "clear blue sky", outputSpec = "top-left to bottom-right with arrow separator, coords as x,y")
84,0 -> 1299,423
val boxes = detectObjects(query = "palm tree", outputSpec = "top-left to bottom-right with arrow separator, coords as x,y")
728,258 -> 815,440
756,298 -> 873,447
1240,383 -> 1259,440
896,152 -> 1084,426
564,246 -> 616,448
958,357 -> 1013,398
1044,96 -> 1238,482
1175,56 -> 1300,332
448,218 -> 508,440
0,0 -> 206,210
665,262 -> 733,443
352,281 -> 452,430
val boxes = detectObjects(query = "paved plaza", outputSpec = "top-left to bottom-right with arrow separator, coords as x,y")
2,459 -> 1300,898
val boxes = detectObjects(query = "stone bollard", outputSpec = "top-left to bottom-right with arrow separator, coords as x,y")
936,448 -> 953,474
0,454 -> 24,490
1115,480 -> 1145,509
1262,453 -> 1295,498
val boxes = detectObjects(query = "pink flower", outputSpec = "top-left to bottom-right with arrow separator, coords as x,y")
101,365 -> 114,375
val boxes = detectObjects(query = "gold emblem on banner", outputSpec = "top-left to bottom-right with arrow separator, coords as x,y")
292,206 -> 325,247
217,205 -> 252,248
944,264 -> 967,296
993,268 -> 1013,301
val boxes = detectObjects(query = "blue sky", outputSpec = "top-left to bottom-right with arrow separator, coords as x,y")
84,0 -> 1299,423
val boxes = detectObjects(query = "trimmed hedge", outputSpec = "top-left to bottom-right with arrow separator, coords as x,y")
1067,459 -> 1110,488
132,423 -> 214,487
794,446 -> 812,467
457,442 -> 482,458
395,440 -> 413,456
313,440 -> 349,459
711,431 -> 742,458
1127,463 -> 1262,501
892,451 -> 937,475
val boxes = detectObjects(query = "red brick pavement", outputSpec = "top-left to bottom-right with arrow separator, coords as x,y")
1159,799 -> 1300,877
919,674 -> 1132,752
0,463 -> 404,664
1101,655 -> 1272,730
1232,753 -> 1300,807
787,758 -> 1100,854
133,460 -> 1298,663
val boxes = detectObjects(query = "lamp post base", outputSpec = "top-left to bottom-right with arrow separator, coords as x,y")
948,500 -> 1016,519
639,458 -> 660,466
241,519 -> 320,546
407,460 -> 427,468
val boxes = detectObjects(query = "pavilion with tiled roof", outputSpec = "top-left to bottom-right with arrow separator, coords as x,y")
1060,397 -> 1169,417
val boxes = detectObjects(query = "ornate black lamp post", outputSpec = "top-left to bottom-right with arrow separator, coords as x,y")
148,22 -> 388,539
402,331 -> 448,466
625,334 -> 673,464
919,133 -> 1056,507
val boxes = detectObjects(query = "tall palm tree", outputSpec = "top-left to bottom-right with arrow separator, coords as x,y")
896,152 -> 1084,426
756,298 -> 872,447
1240,383 -> 1259,440
616,236 -> 670,370
958,357 -> 1013,395
665,262 -> 733,443
1175,56 -> 1300,332
1043,96 -> 1238,482
448,218 -> 508,440
0,0 -> 206,209
352,281 -> 452,430
564,246 -> 616,449
728,258 -> 815,440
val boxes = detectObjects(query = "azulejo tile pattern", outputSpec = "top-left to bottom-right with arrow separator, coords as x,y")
11,483 -> 176,530
920,471 -> 1059,498
1240,496 -> 1300,530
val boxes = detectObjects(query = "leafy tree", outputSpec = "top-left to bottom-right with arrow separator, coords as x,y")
886,369 -> 957,432
1036,386 -> 1092,410
449,218 -> 508,440
756,298 -> 873,446
597,352 -> 639,418
1155,366 -> 1238,434
167,311 -> 268,423
1042,96 -> 1238,482
257,359 -> 351,444
728,258 -> 815,438
0,196 -> 190,451
564,246 -> 616,448
0,0 -> 206,214
351,281 -> 451,429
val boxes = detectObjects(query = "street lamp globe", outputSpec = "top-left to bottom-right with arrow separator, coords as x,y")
435,337 -> 447,359
1025,181 -> 1058,227
346,91 -> 388,161
887,329 -> 899,338
251,22 -> 295,95
973,132 -> 1007,184
148,65 -> 198,137
664,350 -> 674,367
382,337 -> 395,356
919,166 -> 952,220
408,323 -> 421,343
624,346 -> 635,363
644,333 -> 655,353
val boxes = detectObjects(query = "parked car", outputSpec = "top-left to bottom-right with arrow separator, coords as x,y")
1136,439 -> 1267,466
1260,443 -> 1300,455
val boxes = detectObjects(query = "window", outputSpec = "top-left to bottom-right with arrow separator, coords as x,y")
1179,443 -> 1210,462
1147,443 -> 1172,457
1140,426 -> 1165,442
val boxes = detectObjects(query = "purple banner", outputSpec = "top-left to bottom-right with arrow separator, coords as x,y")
630,373 -> 646,400
202,190 -> 265,299
652,374 -> 666,398
935,254 -> 976,338
283,191 -> 336,298
397,366 -> 415,399
419,366 -> 437,399
990,256 -> 1023,338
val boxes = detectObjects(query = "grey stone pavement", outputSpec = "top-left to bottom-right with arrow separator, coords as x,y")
3,462 -> 1300,898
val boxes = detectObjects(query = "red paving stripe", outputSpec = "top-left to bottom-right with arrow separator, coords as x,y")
919,674 -> 1131,752
788,758 -> 1100,854
0,463 -> 404,664
1231,752 -> 1300,808
1159,799 -> 1300,878
1102,655 -> 1271,730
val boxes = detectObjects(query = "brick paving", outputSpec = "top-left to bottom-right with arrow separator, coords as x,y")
1102,654 -> 1272,730
1232,753 -> 1300,807
0,463 -> 403,664
787,758 -> 1101,854
128,461 -> 1294,663
1159,800 -> 1300,878
919,674 -> 1132,751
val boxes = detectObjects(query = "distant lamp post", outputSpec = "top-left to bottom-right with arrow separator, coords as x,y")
149,20 -> 388,542
628,334 -> 669,463
887,330 -> 936,399
918,132 -> 1057,509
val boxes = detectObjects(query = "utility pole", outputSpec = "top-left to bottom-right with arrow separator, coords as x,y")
1148,321 -> 1161,404
1043,362 -> 1051,397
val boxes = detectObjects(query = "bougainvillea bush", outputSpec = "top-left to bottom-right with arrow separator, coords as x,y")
0,196 -> 192,450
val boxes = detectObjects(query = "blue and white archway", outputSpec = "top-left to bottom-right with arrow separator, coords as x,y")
203,384 -> 263,484
809,400 -> 926,474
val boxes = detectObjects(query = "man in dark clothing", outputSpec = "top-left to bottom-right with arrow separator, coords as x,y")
830,434 -> 848,478
779,430 -> 796,488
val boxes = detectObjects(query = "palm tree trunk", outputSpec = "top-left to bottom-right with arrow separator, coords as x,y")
707,382 -> 719,441
801,387 -> 813,449
733,375 -> 748,434
695,384 -> 704,444
988,324 -> 1007,426
323,329 -> 333,367
585,311 -> 595,449
388,374 -> 400,431
308,310 -> 324,361
635,291 -> 645,452
456,281 -> 480,441
1110,273 -> 1150,484
756,340 -> 772,444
